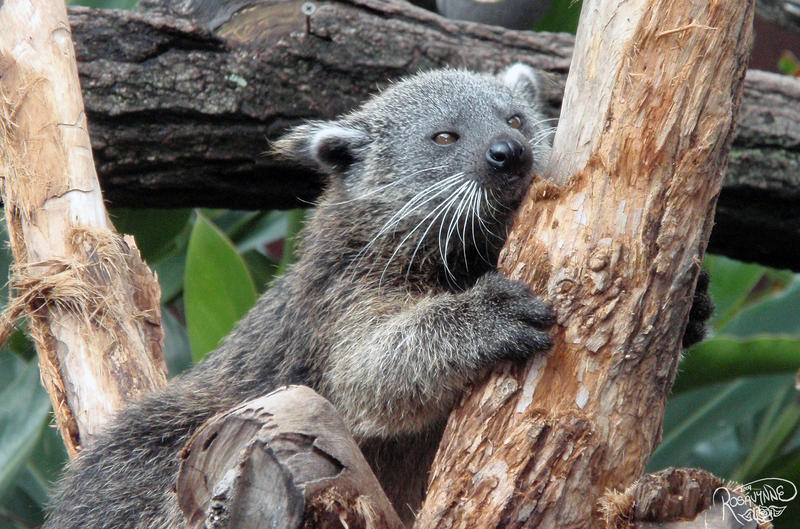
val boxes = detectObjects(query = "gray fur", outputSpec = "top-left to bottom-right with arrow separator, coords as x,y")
44,63 -> 555,528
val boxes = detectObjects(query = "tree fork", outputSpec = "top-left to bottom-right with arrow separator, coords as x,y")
416,1 -> 755,528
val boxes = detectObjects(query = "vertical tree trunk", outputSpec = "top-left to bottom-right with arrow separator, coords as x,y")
417,1 -> 755,527
0,0 -> 167,456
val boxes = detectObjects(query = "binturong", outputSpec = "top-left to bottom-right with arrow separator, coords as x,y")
43,63 -> 709,528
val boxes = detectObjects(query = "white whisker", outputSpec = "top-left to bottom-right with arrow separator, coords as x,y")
442,181 -> 473,274
439,183 -> 473,285
379,180 -> 470,285
348,173 -> 465,277
325,165 -> 448,206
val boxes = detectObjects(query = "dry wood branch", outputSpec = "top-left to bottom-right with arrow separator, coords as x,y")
0,0 -> 167,456
599,468 -> 771,529
416,1 -> 755,528
177,385 -> 404,529
62,1 -> 800,270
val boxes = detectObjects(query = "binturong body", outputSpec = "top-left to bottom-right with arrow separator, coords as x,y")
44,64 -> 710,528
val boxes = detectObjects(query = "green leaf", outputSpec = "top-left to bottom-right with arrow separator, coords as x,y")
233,211 -> 291,253
0,223 -> 11,303
741,443 -> 800,529
703,254 -> 765,330
674,336 -> 800,393
731,395 -> 800,482
110,209 -> 192,262
0,361 -> 51,500
5,412 -> 68,527
201,210 -> 258,238
16,466 -> 50,510
723,277 -> 800,337
0,350 -> 26,390
649,376 -> 790,474
184,213 -> 257,361
536,0 -> 582,33
759,443 -> 800,482
241,250 -> 278,294
276,210 -> 306,277
151,251 -> 186,304
778,51 -> 800,77
5,330 -> 35,363
0,485 -> 44,529
765,267 -> 796,290
162,307 -> 192,376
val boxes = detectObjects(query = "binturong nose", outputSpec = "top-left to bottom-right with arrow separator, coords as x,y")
485,135 -> 532,175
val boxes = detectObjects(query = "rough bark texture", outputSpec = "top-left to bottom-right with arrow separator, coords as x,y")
599,468 -> 769,529
416,1 -> 754,528
0,0 -> 167,456
64,1 -> 800,270
177,386 -> 404,529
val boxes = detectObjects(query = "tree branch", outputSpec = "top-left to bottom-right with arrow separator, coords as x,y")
756,0 -> 800,34
65,1 -> 800,270
416,0 -> 754,527
0,0 -> 167,456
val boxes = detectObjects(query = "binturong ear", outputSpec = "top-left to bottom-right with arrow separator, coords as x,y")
499,63 -> 544,105
271,121 -> 371,174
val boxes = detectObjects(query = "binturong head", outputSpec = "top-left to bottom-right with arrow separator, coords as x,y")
272,63 -> 553,286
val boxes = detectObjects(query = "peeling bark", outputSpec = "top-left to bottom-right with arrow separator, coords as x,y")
0,0 -> 167,456
599,468 -> 770,529
416,1 -> 755,527
177,386 -> 404,529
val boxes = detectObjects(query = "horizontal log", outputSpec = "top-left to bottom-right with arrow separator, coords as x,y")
68,1 -> 800,270
756,0 -> 800,33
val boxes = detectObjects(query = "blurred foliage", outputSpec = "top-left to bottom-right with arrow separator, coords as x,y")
184,213 -> 258,361
536,0 -> 582,33
2,1 -> 798,528
779,51 -> 800,77
647,254 -> 800,529
0,207 -> 304,528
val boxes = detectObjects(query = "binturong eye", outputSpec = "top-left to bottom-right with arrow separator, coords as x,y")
507,115 -> 523,129
432,132 -> 459,145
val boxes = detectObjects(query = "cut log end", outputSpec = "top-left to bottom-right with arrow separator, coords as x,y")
177,385 -> 404,529
599,468 -> 773,529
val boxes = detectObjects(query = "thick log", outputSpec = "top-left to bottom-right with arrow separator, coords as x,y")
416,0 -> 754,527
0,0 -> 167,456
177,385 -> 404,529
65,2 -> 800,270
756,0 -> 800,33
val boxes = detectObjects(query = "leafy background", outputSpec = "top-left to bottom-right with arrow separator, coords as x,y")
0,0 -> 797,527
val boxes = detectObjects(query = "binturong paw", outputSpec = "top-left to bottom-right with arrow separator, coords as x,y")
470,272 -> 555,362
682,269 -> 715,348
